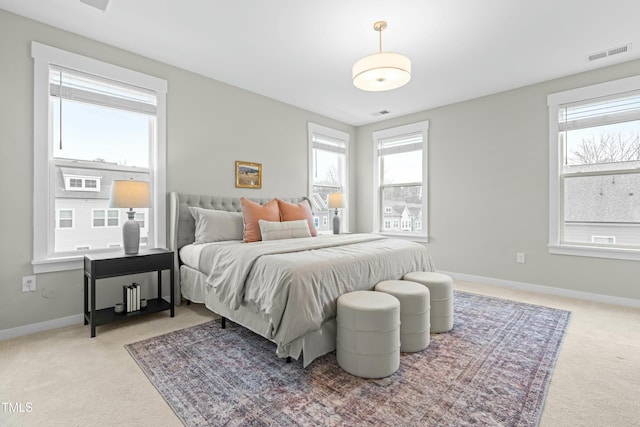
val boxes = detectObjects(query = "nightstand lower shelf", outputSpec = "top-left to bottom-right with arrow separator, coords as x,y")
83,298 -> 172,327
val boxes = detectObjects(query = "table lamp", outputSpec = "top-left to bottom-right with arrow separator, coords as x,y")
328,192 -> 346,234
109,179 -> 150,255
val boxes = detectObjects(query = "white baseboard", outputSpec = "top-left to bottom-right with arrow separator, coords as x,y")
0,314 -> 84,341
2,277 -> 638,341
0,294 -> 173,341
440,270 -> 640,309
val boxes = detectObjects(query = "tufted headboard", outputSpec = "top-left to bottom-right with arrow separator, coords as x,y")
168,192 -> 310,302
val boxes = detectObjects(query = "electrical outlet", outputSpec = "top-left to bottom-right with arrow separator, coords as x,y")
22,275 -> 36,292
516,252 -> 526,264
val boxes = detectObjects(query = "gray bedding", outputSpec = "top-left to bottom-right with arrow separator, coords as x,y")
198,234 -> 433,358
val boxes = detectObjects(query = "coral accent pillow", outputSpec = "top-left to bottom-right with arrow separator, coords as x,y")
277,199 -> 317,236
240,198 -> 280,242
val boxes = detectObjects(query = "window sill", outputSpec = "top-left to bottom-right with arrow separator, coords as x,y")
548,243 -> 640,261
32,256 -> 83,274
377,232 -> 429,244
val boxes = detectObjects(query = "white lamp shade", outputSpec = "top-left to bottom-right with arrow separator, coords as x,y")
109,180 -> 151,209
328,193 -> 346,209
352,52 -> 411,92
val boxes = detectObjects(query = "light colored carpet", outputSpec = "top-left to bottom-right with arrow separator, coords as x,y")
1,280 -> 639,426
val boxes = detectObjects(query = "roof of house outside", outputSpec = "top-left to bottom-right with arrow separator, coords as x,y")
55,165 -> 149,200
565,161 -> 640,223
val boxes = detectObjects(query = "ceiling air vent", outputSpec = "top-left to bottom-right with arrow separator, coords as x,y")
587,43 -> 632,62
372,110 -> 390,116
80,0 -> 110,11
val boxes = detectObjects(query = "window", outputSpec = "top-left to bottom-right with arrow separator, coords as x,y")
57,209 -> 74,229
373,121 -> 429,240
548,75 -> 640,261
64,175 -> 101,192
308,123 -> 349,233
134,212 -> 146,228
32,42 -> 167,273
92,209 -> 120,228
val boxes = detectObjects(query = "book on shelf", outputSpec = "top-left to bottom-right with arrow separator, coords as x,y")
122,283 -> 143,313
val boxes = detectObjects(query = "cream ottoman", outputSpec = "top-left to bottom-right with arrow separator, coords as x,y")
375,280 -> 431,352
403,272 -> 454,333
336,291 -> 400,378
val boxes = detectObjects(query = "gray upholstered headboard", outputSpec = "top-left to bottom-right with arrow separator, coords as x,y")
168,192 -> 310,303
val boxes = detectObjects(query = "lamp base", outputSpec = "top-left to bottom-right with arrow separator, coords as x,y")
122,210 -> 140,255
333,210 -> 340,234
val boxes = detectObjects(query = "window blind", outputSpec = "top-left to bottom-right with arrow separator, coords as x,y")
49,65 -> 157,115
559,90 -> 640,131
312,133 -> 346,154
378,132 -> 423,156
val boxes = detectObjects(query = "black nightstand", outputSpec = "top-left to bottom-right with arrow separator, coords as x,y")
83,248 -> 175,337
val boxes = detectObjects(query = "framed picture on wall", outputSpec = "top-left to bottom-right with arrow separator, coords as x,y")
235,161 -> 262,189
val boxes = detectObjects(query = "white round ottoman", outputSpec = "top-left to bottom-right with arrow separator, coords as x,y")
375,280 -> 431,352
403,272 -> 454,333
336,291 -> 400,378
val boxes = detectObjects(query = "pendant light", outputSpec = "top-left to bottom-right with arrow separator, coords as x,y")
352,21 -> 411,92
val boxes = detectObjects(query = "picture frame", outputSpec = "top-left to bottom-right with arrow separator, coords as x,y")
235,161 -> 262,189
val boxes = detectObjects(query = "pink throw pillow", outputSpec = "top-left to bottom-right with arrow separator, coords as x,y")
240,198 -> 280,242
277,199 -> 317,237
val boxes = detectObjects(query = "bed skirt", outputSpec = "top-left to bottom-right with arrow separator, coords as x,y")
180,265 -> 337,367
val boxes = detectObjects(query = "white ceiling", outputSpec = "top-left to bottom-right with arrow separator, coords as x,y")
2,0 -> 640,126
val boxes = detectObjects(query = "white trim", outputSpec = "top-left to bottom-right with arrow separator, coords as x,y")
548,243 -> 640,261
0,314 -> 84,341
31,42 -> 167,272
547,75 -> 640,261
377,231 -> 429,243
32,256 -> 83,274
441,270 -> 640,308
307,122 -> 350,231
372,120 -> 429,238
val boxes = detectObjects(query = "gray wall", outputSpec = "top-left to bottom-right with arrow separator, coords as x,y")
356,60 -> 640,301
2,8 -> 639,333
0,10 -> 355,331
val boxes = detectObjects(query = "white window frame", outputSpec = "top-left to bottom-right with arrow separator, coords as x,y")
91,209 -> 120,228
64,175 -> 101,192
308,122 -> 350,233
548,74 -> 640,261
56,209 -> 74,229
32,42 -> 167,273
134,212 -> 146,228
373,121 -> 429,242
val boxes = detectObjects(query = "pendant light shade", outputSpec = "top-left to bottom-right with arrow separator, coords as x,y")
352,21 -> 411,92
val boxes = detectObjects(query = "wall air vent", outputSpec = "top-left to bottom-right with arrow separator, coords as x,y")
587,43 -> 632,62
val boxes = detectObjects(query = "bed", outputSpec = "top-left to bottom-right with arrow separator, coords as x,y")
168,192 -> 434,367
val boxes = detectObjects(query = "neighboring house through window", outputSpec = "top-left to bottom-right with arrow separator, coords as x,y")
373,121 -> 429,240
548,75 -> 640,261
308,123 -> 349,233
32,42 -> 167,273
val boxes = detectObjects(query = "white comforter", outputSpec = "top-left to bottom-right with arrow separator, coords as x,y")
200,234 -> 433,357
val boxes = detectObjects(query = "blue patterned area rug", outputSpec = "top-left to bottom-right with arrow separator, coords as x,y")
126,291 -> 571,426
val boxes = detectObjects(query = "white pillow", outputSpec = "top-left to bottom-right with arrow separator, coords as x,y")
188,207 -> 244,244
258,219 -> 312,241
